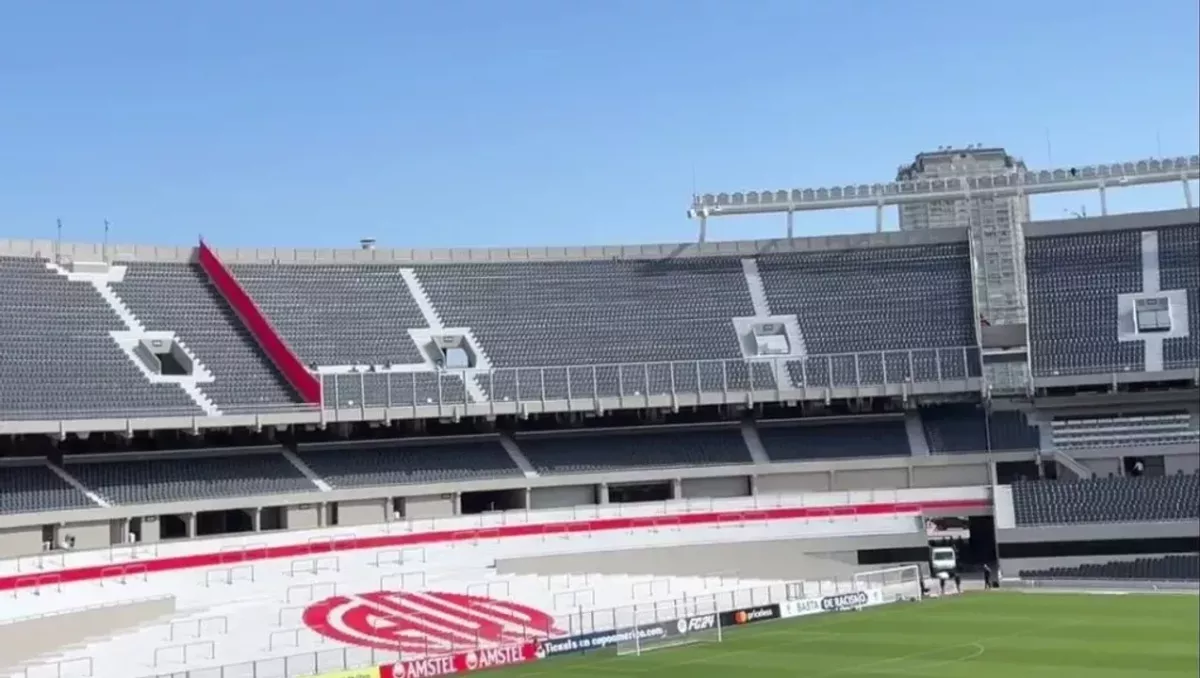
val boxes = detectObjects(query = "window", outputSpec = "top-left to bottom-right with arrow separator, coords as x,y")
1134,297 -> 1172,333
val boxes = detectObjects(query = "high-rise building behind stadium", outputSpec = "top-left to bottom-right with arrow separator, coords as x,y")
895,147 -> 1030,232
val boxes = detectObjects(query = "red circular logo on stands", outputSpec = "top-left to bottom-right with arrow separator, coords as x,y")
303,591 -> 562,654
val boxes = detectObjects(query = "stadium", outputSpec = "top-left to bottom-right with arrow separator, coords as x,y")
1,147 -> 1198,678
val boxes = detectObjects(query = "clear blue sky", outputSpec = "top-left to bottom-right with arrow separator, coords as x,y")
2,0 -> 1198,250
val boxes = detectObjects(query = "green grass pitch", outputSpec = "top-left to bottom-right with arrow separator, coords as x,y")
499,592 -> 1199,677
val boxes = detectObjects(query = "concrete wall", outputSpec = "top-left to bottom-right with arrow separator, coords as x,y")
1166,455 -> 1200,475
0,526 -> 42,556
1082,457 -> 1123,477
337,498 -> 387,527
61,520 -> 113,551
833,468 -> 908,491
495,533 -> 925,580
286,504 -> 321,530
0,596 -> 176,671
404,494 -> 456,519
912,463 -> 989,487
529,485 -> 596,510
998,520 -> 1200,545
680,476 -> 750,499
757,471 -> 831,493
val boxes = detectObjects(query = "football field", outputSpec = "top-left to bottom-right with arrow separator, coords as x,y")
497,591 -> 1199,677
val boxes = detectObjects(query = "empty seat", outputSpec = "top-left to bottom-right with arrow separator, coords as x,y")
0,256 -> 202,419
1160,224 -> 1200,370
756,244 -> 978,386
1020,554 -> 1200,582
64,450 -> 315,505
921,404 -> 1038,454
759,420 -> 911,461
1026,230 -> 1145,376
517,427 -> 752,474
1051,411 -> 1199,450
1012,474 -> 1200,526
0,461 -> 96,515
296,438 -> 521,488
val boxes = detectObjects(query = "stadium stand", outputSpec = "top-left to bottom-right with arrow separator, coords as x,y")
1160,224 -> 1200,369
1011,474 -> 1200,526
229,263 -> 428,366
920,404 -> 1039,453
0,460 -> 95,515
757,419 -> 910,460
1019,554 -> 1200,582
516,427 -> 752,474
0,257 -> 200,419
1026,230 -> 1145,376
1050,411 -> 1199,450
756,244 -> 979,386
113,262 -> 301,410
295,437 -> 522,488
61,449 -> 315,505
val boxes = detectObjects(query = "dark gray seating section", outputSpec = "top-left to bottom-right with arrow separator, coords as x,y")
114,262 -> 300,410
1020,554 -> 1200,582
0,256 -> 200,419
296,438 -> 521,488
1011,474 -> 1200,526
0,461 -> 96,515
230,264 -> 428,366
64,450 -> 314,505
1051,411 -> 1197,450
1160,224 -> 1200,369
920,404 -> 1038,454
517,427 -> 752,474
756,244 -> 978,387
1026,230 -> 1144,376
759,420 -> 910,461
416,258 -> 772,400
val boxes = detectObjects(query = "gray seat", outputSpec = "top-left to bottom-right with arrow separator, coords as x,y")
1012,474 -> 1200,525
920,405 -> 1038,454
755,244 -> 978,387
517,427 -> 751,474
1051,411 -> 1199,450
0,257 -> 201,419
64,450 -> 314,505
1160,225 -> 1200,369
296,438 -> 521,488
759,420 -> 911,461
113,262 -> 301,410
0,462 -> 96,515
1026,231 -> 1145,376
1020,554 -> 1199,582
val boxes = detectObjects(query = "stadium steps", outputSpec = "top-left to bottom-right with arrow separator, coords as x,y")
280,448 -> 333,491
904,411 -> 930,456
499,432 -> 539,478
45,261 -> 221,416
45,461 -> 110,509
739,258 -> 772,317
739,417 -> 771,464
1052,449 -> 1095,480
399,268 -> 491,404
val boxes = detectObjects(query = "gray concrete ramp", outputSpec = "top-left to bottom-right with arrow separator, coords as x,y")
0,595 -> 176,673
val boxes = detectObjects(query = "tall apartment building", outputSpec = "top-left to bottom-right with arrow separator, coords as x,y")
896,146 -> 1033,394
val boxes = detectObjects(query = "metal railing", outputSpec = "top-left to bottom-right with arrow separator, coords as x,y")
1006,577 -> 1199,593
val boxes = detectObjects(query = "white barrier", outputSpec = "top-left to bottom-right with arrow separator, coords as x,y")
631,578 -> 672,600
21,656 -> 93,678
268,626 -> 327,652
16,552 -> 66,573
547,573 -> 593,589
306,533 -> 355,554
370,549 -> 403,568
152,640 -> 216,667
466,580 -> 511,598
105,542 -> 159,564
379,570 -> 426,591
98,563 -> 148,586
217,542 -> 266,564
552,588 -> 596,610
168,615 -> 229,642
286,581 -> 338,604
276,604 -> 307,627
287,556 -> 340,577
203,565 -> 255,587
